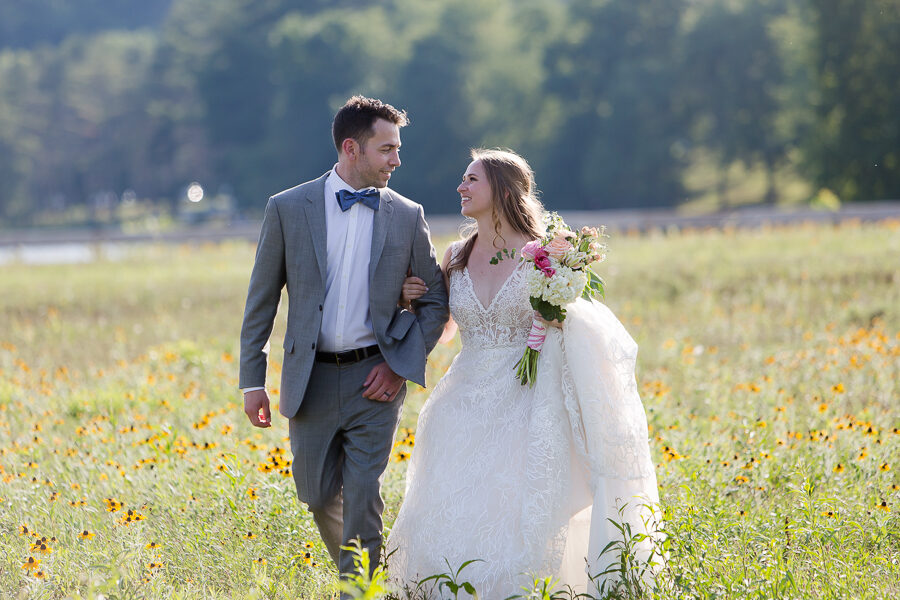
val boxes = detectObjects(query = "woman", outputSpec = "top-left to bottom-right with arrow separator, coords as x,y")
386,149 -> 661,598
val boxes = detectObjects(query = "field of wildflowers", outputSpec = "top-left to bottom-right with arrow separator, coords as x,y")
1,221 -> 898,599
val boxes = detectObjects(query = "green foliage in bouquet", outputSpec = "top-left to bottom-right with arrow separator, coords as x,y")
530,296 -> 566,323
582,266 -> 605,301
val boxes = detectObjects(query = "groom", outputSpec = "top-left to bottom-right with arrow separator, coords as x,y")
239,96 -> 449,576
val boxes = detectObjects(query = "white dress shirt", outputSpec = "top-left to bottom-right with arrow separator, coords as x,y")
317,167 -> 378,353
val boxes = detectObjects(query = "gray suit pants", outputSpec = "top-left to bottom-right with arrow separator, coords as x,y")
288,352 -> 405,577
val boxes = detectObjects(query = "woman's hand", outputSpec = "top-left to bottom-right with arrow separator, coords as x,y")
400,276 -> 428,308
535,311 -> 562,329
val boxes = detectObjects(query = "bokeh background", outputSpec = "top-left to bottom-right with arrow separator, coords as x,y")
0,0 -> 898,230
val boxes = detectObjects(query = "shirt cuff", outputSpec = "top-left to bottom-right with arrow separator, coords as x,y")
241,386 -> 265,394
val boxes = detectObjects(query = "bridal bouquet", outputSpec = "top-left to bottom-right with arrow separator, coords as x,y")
507,212 -> 607,387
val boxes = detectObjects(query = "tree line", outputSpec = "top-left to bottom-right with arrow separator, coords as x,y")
0,0 -> 897,224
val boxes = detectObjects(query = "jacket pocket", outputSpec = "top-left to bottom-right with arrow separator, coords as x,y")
386,309 -> 416,340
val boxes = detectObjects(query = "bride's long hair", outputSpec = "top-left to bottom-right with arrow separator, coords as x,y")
448,148 -> 545,274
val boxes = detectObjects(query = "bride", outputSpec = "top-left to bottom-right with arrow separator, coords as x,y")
386,149 -> 661,598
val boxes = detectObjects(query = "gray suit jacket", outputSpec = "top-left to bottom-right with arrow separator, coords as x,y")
239,171 -> 449,418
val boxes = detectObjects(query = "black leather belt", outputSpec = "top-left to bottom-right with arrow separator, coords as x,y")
315,344 -> 380,365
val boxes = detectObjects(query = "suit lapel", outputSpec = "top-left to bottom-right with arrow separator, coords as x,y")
368,189 -> 394,284
303,173 -> 329,282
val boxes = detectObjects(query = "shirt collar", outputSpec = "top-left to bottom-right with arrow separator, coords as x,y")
328,165 -> 362,193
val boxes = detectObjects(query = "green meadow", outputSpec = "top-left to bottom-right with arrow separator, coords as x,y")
1,221 -> 898,599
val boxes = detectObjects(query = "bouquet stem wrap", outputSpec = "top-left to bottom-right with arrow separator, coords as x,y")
515,316 -> 546,387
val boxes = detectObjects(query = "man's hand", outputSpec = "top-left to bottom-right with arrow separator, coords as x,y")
244,389 -> 272,428
362,362 -> 405,402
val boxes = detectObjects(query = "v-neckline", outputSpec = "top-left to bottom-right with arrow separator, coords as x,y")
464,260 -> 523,312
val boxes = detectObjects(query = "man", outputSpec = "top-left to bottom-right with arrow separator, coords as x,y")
239,96 -> 449,577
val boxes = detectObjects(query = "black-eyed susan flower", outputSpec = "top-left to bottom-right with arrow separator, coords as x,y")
255,558 -> 267,565
834,463 -> 845,473
19,524 -> 30,536
877,500 -> 890,512
22,556 -> 40,570
116,508 -> 145,525
244,532 -> 256,540
880,463 -> 890,472
33,570 -> 47,579
78,530 -> 94,540
32,542 -> 52,554
246,488 -> 258,500
146,542 -> 160,550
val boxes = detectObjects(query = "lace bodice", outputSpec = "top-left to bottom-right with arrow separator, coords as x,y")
449,243 -> 533,349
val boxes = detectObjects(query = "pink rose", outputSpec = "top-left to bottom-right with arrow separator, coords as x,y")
546,236 -> 573,259
521,240 -> 543,260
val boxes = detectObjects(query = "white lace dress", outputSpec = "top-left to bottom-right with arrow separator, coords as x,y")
386,243 -> 660,599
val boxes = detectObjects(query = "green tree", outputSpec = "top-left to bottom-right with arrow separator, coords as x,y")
31,32 -> 159,217
683,1 -> 794,204
805,0 -> 900,201
0,0 -> 171,49
389,0 -> 561,212
0,48 -> 45,222
542,0 -> 689,208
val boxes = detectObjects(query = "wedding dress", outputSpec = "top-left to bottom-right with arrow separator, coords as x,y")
386,243 -> 661,599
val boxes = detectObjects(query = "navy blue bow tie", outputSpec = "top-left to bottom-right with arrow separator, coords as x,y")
336,188 -> 380,212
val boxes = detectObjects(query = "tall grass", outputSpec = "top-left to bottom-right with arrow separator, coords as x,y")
1,221 -> 898,598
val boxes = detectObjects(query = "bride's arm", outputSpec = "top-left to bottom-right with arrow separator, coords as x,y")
436,246 -> 457,343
